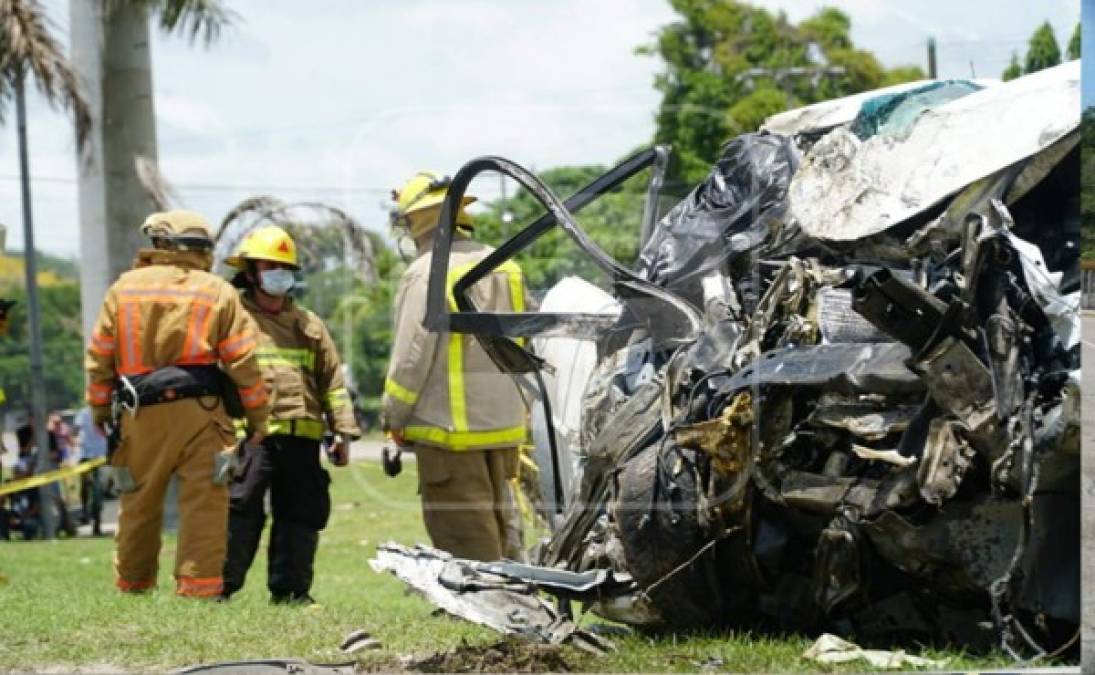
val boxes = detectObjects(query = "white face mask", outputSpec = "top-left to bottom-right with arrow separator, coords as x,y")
259,268 -> 295,296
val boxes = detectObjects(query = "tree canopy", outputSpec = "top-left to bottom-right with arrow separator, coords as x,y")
640,1 -> 924,186
1024,21 -> 1062,74
0,253 -> 83,413
1004,20 -> 1076,80
1067,20 -> 1081,61
1081,106 -> 1095,260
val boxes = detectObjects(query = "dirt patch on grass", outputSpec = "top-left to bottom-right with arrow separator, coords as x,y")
398,639 -> 573,673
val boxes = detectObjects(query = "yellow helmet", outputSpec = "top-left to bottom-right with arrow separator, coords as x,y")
391,171 -> 476,238
225,225 -> 300,270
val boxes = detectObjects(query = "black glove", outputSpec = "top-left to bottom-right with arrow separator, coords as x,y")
381,445 -> 402,477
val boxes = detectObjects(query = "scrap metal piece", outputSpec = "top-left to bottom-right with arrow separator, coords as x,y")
470,561 -> 610,596
809,402 -> 918,441
715,343 -> 922,397
983,312 -> 1023,421
816,286 -> 889,344
850,445 -> 917,468
910,336 -> 995,433
370,543 -> 613,655
917,418 -> 975,505
1004,229 -> 1080,349
851,268 -> 947,351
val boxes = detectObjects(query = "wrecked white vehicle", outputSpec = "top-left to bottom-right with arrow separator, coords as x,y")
377,61 -> 1081,659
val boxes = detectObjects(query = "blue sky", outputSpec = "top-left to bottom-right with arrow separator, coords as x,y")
0,0 -> 1081,257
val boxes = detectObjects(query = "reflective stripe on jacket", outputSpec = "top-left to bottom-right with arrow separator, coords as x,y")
242,294 -> 361,440
84,248 -> 270,432
381,237 -> 527,451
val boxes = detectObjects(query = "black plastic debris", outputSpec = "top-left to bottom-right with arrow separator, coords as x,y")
634,133 -> 799,307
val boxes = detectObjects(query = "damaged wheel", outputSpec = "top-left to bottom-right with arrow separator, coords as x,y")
614,442 -> 723,628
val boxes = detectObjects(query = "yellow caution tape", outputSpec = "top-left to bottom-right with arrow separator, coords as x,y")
0,457 -> 107,497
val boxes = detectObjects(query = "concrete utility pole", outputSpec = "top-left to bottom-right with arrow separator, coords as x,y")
15,72 -> 57,539
70,0 -> 159,342
927,37 -> 938,79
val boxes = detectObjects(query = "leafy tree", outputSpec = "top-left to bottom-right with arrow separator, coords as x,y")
881,66 -> 926,87
1002,53 -> 1022,81
1081,107 -> 1095,260
0,255 -> 83,413
1067,21 -> 1081,60
642,1 -> 924,186
1024,21 -> 1061,74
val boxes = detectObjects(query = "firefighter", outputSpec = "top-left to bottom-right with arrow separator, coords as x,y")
382,171 -> 527,562
221,225 -> 360,605
85,210 -> 270,597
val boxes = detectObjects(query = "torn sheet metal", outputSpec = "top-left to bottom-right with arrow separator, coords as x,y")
803,633 -> 948,670
370,543 -> 613,654
815,287 -> 889,344
917,418 -> 974,504
713,342 -> 922,396
1004,231 -> 1080,349
911,337 -> 995,432
790,61 -> 1079,241
808,402 -> 918,440
850,445 -> 916,468
762,79 -> 942,137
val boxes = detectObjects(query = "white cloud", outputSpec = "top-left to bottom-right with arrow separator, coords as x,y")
156,94 -> 228,137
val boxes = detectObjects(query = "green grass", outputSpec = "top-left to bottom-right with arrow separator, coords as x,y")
0,461 -> 1023,671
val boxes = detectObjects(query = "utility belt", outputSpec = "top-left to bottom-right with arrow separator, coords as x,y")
114,365 -> 244,418
234,417 -> 326,441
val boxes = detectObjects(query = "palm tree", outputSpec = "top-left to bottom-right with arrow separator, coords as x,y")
0,0 -> 92,537
70,0 -> 234,364
0,0 -> 91,137
0,0 -> 231,537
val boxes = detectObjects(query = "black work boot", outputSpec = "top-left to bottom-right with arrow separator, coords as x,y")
270,591 -> 318,606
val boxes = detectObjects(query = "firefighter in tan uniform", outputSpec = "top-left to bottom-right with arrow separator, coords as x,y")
84,210 -> 270,597
383,172 -> 527,562
221,226 -> 361,604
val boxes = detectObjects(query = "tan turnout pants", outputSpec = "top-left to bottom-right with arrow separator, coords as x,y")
413,444 -> 519,561
112,398 -> 237,596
